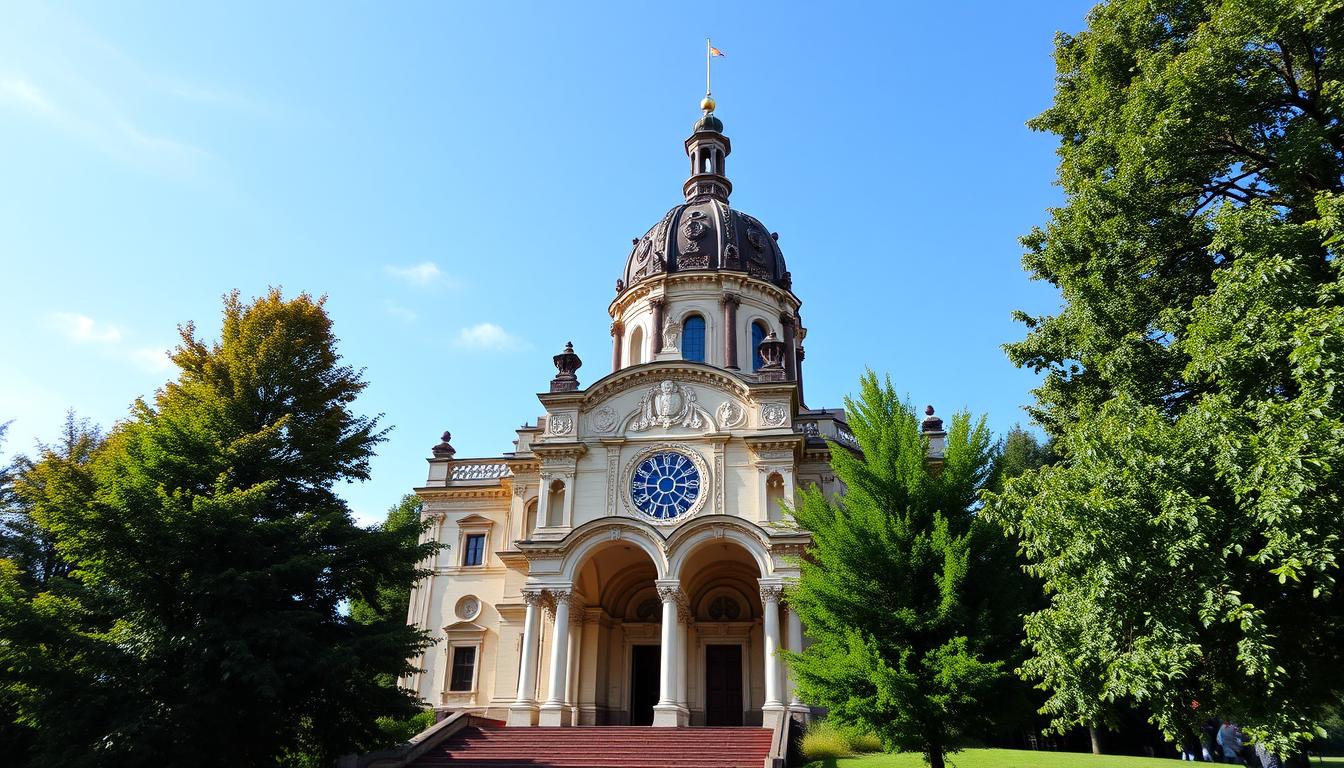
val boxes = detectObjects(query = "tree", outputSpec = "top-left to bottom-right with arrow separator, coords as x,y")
991,0 -> 1344,756
350,493 -> 425,626
22,289 -> 438,767
785,372 -> 1008,768
988,425 -> 1054,494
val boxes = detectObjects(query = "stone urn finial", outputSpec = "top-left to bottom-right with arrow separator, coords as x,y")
550,342 -> 583,393
432,430 -> 456,458
921,406 -> 944,433
756,332 -> 788,382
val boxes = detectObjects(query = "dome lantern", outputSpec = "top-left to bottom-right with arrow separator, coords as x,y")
683,100 -> 732,202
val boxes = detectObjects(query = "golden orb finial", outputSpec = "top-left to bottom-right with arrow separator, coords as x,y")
700,95 -> 716,113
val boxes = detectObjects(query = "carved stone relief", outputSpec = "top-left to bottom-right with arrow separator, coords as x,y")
715,400 -> 746,429
662,321 -> 681,353
627,380 -> 712,432
548,414 -> 574,436
591,406 -> 619,433
761,403 -> 788,428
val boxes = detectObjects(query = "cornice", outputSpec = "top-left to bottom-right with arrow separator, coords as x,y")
416,486 -> 512,501
607,271 -> 801,318
580,362 -> 753,409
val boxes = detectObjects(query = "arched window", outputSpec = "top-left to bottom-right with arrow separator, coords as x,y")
629,326 -> 643,366
524,499 -> 538,538
546,480 -> 566,528
682,315 -> 706,363
751,321 -> 767,371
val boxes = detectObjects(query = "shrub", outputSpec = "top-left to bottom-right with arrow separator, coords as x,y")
375,709 -> 436,744
849,732 -> 883,752
801,720 -> 851,761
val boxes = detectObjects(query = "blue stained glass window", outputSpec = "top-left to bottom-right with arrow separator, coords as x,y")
630,451 -> 701,521
463,534 -> 485,566
683,315 -> 706,363
751,322 -> 767,371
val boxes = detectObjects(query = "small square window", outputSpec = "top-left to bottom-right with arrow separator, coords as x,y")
463,533 -> 486,566
449,646 -> 476,692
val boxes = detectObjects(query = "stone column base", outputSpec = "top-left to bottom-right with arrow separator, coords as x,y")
506,704 -> 539,727
652,703 -> 689,727
538,704 -> 573,727
761,704 -> 788,731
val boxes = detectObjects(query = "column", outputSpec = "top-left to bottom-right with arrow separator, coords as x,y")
507,590 -> 545,726
651,298 -> 665,355
610,320 -> 624,372
721,293 -> 740,369
760,580 -> 786,725
780,313 -> 797,382
796,344 -> 806,408
676,600 -> 692,708
539,589 -> 575,726
786,598 -> 806,712
653,580 -> 688,726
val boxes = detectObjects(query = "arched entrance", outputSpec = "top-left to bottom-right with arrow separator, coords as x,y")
510,520 -> 794,728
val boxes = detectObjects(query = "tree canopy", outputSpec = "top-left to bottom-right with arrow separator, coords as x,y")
991,0 -> 1344,755
786,372 -> 1015,768
0,290 -> 438,767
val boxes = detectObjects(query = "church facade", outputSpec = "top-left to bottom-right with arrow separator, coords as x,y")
402,98 -> 946,730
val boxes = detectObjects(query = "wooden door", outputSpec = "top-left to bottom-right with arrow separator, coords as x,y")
704,644 -> 743,726
629,645 -> 660,725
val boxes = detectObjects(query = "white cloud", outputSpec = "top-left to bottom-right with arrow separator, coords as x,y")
0,77 -> 53,114
385,261 -> 448,286
50,312 -> 122,344
129,347 -> 174,374
453,323 -> 523,351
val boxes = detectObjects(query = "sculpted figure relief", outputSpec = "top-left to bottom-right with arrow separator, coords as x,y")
628,380 -> 709,432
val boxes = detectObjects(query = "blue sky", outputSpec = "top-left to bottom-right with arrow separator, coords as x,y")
1,1 -> 1095,524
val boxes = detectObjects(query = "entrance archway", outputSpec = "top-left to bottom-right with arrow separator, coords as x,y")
675,537 -> 766,726
567,537 -> 662,725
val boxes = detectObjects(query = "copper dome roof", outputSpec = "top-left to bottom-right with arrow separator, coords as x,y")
621,199 -> 791,291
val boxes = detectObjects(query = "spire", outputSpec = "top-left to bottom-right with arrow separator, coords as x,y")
684,95 -> 732,201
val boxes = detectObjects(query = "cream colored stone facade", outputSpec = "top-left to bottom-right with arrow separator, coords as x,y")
402,107 -> 860,730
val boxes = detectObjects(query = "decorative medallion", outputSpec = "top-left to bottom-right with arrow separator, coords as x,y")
455,595 -> 481,621
621,442 -> 711,522
761,403 -> 788,427
628,380 -> 711,432
591,406 -> 619,433
716,400 -> 746,429
548,414 -> 574,436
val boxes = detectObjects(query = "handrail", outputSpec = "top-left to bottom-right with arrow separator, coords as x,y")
335,711 -> 488,768
765,712 -> 795,768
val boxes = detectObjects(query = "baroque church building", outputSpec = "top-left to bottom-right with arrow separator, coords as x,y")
403,97 -> 945,732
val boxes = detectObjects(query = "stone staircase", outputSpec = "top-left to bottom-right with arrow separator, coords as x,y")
408,722 -> 774,768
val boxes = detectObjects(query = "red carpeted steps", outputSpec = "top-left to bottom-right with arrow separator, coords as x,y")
409,723 -> 773,768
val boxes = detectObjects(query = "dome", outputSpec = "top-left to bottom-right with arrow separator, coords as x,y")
621,199 -> 791,291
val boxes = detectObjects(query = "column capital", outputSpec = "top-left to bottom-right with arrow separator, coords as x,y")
522,590 -> 547,607
655,580 -> 685,604
649,296 -> 666,309
778,312 -> 795,328
758,579 -> 785,604
610,320 -> 624,336
720,292 -> 740,308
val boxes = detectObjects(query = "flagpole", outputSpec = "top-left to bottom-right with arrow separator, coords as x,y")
706,37 -> 712,98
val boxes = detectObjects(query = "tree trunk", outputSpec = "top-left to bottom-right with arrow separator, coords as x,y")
929,747 -> 945,768
1089,726 -> 1104,755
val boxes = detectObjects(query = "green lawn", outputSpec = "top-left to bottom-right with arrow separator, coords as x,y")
803,749 -> 1344,768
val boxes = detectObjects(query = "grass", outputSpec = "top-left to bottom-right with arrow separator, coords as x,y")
802,749 -> 1344,768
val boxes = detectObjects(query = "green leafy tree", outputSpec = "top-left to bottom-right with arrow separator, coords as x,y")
991,0 -> 1344,756
350,493 -> 425,626
24,289 -> 438,767
785,372 -> 1008,768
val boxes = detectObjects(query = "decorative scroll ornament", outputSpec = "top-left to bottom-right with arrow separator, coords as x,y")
591,406 -> 619,433
716,400 -> 746,429
629,380 -> 710,432
761,402 -> 788,427
548,414 -> 574,436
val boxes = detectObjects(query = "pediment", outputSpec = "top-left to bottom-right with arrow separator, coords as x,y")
581,370 -> 752,438
580,362 -> 751,406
